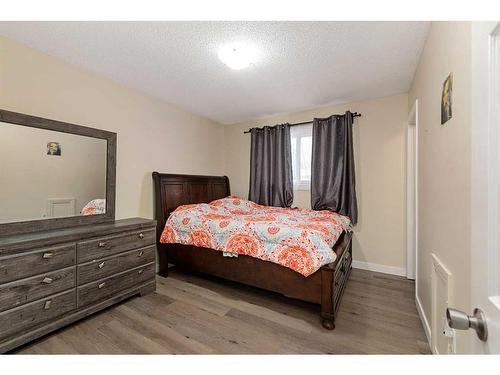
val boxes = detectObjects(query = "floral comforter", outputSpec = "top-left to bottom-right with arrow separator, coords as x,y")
160,196 -> 352,276
81,199 -> 106,216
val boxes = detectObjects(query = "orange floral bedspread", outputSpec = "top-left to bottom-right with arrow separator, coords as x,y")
160,196 -> 352,276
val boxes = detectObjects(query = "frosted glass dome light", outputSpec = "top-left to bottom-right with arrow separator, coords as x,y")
218,42 -> 258,70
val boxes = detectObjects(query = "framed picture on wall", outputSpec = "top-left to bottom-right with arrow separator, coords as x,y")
441,73 -> 453,125
47,141 -> 61,156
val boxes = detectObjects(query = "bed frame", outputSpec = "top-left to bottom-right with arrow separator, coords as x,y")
152,172 -> 352,329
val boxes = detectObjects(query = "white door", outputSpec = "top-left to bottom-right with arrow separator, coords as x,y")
467,21 -> 500,353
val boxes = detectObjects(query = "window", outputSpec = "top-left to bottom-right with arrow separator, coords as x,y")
290,124 -> 312,190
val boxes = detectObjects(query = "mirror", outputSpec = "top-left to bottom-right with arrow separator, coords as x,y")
0,109 -> 116,236
0,121 -> 107,224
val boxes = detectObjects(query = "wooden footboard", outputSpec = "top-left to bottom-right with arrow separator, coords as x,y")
157,231 -> 352,329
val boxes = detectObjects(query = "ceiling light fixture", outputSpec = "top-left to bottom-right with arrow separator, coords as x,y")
218,42 -> 258,70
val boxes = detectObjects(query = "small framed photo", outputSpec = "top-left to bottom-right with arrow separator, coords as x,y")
441,73 -> 453,125
47,142 -> 61,156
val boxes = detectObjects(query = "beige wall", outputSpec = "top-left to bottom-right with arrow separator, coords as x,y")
0,122 -> 106,222
0,36 -> 225,220
224,94 -> 408,271
408,21 -> 472,353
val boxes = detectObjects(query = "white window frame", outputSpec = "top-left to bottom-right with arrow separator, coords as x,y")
290,124 -> 312,191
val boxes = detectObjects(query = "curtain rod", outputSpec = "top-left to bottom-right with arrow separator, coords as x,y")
243,112 -> 361,134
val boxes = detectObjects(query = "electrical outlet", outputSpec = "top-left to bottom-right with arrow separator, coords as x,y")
442,317 -> 456,354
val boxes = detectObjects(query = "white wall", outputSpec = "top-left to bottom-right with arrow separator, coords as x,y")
0,36 -> 226,220
408,21 -> 472,353
0,123 -> 106,223
224,94 -> 408,272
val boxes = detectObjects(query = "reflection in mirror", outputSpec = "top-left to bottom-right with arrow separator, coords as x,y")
0,122 -> 107,224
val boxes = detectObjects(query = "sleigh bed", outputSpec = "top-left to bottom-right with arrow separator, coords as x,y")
152,172 -> 352,329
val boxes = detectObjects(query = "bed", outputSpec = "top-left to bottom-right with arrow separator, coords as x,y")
152,172 -> 353,329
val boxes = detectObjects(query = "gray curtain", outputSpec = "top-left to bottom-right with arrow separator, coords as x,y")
249,124 -> 293,207
311,112 -> 358,224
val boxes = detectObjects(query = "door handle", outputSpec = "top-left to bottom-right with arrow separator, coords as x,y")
446,307 -> 488,341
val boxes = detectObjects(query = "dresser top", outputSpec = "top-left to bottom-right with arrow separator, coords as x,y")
0,218 -> 156,254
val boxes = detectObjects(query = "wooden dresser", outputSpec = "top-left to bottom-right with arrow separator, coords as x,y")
0,218 -> 156,353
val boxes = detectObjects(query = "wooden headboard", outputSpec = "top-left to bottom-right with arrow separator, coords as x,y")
152,172 -> 231,238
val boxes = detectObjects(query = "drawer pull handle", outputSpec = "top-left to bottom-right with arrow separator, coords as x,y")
98,242 -> 107,248
138,251 -> 144,257
98,282 -> 106,289
98,261 -> 106,269
138,269 -> 144,275
138,233 -> 145,239
44,300 -> 52,310
42,277 -> 53,284
42,252 -> 54,259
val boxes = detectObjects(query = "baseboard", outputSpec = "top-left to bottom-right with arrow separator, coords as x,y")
351,260 -> 406,277
416,294 -> 432,350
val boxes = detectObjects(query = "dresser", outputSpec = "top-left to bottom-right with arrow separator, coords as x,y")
0,218 -> 156,353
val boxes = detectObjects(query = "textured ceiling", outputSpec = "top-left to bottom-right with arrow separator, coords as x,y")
0,22 -> 429,124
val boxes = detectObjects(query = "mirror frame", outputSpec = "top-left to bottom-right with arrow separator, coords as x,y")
0,109 -> 116,236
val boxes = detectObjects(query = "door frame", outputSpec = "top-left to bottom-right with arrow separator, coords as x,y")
406,99 -> 418,281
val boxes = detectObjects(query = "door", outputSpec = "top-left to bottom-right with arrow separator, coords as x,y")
469,21 -> 500,353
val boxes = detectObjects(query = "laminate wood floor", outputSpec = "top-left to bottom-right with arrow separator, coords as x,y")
15,268 -> 431,354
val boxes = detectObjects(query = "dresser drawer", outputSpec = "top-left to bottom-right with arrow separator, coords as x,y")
0,289 -> 76,340
77,229 -> 155,263
77,245 -> 156,285
77,262 -> 155,307
0,266 -> 76,312
0,244 -> 76,284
